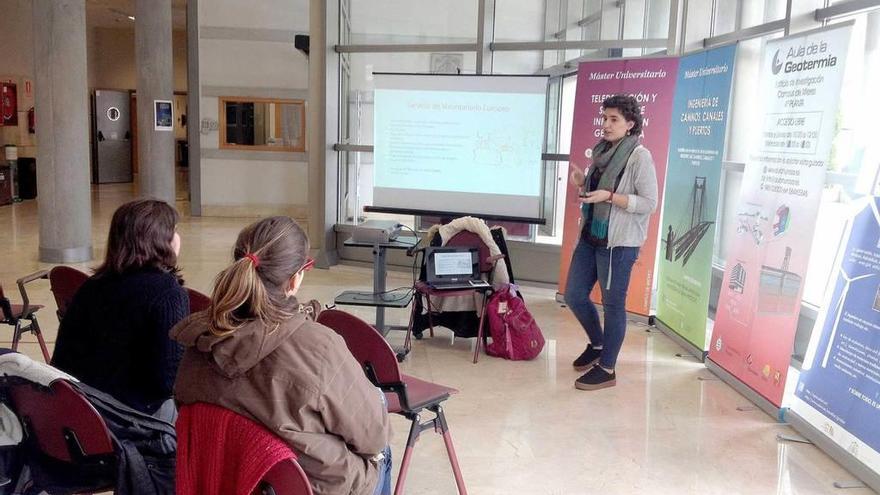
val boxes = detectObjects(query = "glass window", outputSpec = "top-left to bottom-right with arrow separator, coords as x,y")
496,0 -> 544,41
600,0 -> 622,41
219,98 -> 305,152
713,0 -> 739,36
341,53 -> 478,146
558,74 -> 577,158
492,0 -> 545,74
493,52 -> 545,75
683,0 -> 713,52
564,0 -> 587,62
543,0 -> 566,68
536,74 -> 578,245
348,0 -> 478,44
332,0 -> 677,239
762,0 -> 787,24
622,0 -> 648,57
339,150 -> 417,228
739,0 -> 786,29
644,0 -> 671,43
493,0 -> 546,73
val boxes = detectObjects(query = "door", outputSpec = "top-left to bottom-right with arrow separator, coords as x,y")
94,90 -> 132,183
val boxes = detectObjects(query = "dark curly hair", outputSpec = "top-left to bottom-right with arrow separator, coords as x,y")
602,94 -> 643,136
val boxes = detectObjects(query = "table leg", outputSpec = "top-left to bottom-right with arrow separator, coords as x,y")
374,244 -> 387,331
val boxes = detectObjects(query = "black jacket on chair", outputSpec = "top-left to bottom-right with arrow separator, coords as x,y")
10,381 -> 176,495
79,383 -> 177,495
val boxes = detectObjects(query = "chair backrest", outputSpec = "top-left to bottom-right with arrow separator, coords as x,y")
253,459 -> 314,495
177,402 -> 309,495
48,266 -> 89,320
315,310 -> 402,386
445,230 -> 494,274
0,284 -> 11,322
186,287 -> 212,314
8,379 -> 115,463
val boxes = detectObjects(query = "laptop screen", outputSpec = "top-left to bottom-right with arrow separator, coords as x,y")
426,247 -> 480,283
433,251 -> 473,276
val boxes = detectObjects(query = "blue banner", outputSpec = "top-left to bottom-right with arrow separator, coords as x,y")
793,197 -> 880,469
656,44 -> 736,351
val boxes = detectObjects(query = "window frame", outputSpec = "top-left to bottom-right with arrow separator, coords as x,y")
218,96 -> 307,153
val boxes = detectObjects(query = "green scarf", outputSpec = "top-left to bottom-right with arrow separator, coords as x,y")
582,134 -> 640,240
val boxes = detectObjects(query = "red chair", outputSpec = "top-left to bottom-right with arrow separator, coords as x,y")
47,266 -> 89,321
186,287 -> 211,314
316,309 -> 468,495
253,459 -> 313,495
406,230 -> 503,363
4,377 -> 116,492
1,272 -> 50,362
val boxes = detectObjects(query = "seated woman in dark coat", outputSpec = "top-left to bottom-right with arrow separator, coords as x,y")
52,199 -> 189,416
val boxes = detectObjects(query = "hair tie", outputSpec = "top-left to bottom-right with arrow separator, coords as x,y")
244,253 -> 260,268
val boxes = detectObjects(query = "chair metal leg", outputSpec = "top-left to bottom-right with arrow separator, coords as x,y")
394,406 -> 467,495
443,430 -> 467,495
393,413 -> 422,495
11,321 -> 22,352
472,293 -> 488,364
31,317 -> 50,363
434,406 -> 467,495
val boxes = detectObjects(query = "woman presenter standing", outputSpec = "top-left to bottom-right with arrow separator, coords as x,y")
565,94 -> 658,391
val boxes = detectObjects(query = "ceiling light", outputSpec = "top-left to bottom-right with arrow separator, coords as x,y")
127,15 -> 135,20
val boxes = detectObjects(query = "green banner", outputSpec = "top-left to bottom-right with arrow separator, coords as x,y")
656,45 -> 736,351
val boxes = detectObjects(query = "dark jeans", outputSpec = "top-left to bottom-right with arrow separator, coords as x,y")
564,241 -> 639,369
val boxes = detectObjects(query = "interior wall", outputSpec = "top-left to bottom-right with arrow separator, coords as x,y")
90,28 -> 188,92
0,0 -> 36,158
0,0 -> 34,77
195,0 -> 311,222
0,2 -> 189,161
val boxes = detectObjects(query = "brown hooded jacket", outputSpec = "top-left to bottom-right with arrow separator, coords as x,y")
171,311 -> 390,495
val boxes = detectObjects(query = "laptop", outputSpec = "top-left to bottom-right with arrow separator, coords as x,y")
425,247 -> 492,290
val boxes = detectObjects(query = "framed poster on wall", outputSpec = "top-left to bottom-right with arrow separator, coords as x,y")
154,99 -> 173,131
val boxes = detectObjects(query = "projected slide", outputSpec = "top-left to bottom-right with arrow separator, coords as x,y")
372,74 -> 548,221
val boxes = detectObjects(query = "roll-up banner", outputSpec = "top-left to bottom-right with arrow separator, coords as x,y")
656,45 -> 737,352
708,23 -> 854,407
558,57 -> 679,316
789,196 -> 880,480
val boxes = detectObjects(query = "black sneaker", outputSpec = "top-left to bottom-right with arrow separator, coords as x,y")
572,345 -> 602,371
575,366 -> 616,391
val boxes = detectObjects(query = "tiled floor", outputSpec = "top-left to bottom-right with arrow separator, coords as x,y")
1,184 -> 875,494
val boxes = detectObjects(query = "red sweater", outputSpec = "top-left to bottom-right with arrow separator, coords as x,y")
176,402 -> 298,495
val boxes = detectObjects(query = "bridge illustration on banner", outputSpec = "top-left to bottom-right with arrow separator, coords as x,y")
663,176 -> 714,267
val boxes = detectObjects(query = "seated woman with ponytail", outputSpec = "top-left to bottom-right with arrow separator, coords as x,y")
171,216 -> 392,495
